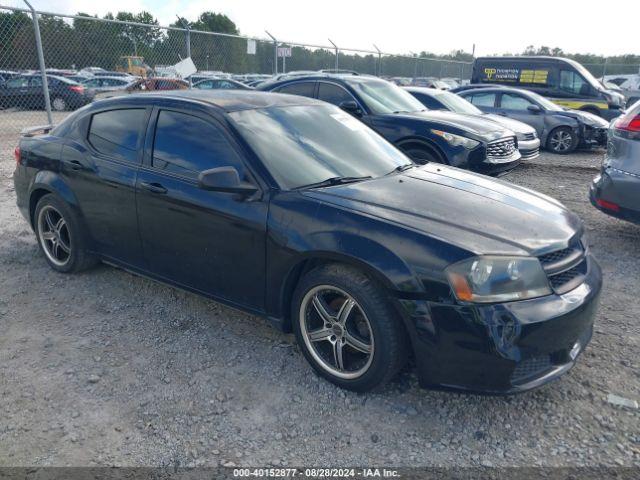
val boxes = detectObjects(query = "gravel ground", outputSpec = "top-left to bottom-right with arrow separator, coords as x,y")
0,112 -> 639,469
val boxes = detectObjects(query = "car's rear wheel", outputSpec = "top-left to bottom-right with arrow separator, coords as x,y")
51,97 -> 67,111
34,194 -> 97,273
291,264 -> 408,392
547,127 -> 578,154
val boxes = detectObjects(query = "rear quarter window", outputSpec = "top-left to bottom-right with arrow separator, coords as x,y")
275,82 -> 315,97
88,109 -> 146,163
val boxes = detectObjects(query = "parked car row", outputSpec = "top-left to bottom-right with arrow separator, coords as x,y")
14,89 -> 603,395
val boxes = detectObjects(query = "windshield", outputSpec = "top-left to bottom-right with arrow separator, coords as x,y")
434,91 -> 483,115
230,105 -> 411,189
565,59 -> 603,92
349,79 -> 425,114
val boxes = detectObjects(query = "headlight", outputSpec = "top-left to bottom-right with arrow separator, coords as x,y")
446,256 -> 552,303
431,129 -> 480,149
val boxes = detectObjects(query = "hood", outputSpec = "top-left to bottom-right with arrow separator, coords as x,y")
392,109 -> 511,140
561,109 -> 610,128
482,113 -> 536,135
303,164 -> 582,256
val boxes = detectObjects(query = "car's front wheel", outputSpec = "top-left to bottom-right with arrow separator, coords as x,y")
291,264 -> 408,392
34,194 -> 97,273
547,126 -> 578,154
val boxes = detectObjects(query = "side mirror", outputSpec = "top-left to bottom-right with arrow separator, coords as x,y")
198,166 -> 258,195
339,100 -> 363,117
527,104 -> 542,113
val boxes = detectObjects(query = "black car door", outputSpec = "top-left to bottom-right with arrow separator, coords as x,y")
136,107 -> 268,310
61,107 -> 150,266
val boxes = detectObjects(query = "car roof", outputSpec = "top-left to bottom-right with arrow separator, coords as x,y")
404,86 -> 447,96
457,86 -> 522,95
261,73 -> 382,89
98,89 -> 323,112
84,76 -> 131,81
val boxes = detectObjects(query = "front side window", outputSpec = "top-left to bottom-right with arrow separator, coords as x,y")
468,92 -> 496,107
152,110 -> 243,180
230,104 -> 409,190
560,70 -> 590,96
276,82 -> 315,97
500,93 -> 534,110
317,83 -> 355,106
88,109 -> 146,162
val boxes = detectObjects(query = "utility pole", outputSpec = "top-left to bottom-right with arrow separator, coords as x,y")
23,0 -> 51,124
373,44 -> 382,77
265,31 -> 278,75
328,38 -> 339,71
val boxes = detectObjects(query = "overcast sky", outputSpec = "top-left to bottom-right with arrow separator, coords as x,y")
5,0 -> 638,57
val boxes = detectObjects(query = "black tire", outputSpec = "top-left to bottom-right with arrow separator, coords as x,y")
400,143 -> 444,164
34,194 -> 97,273
546,126 -> 578,155
291,263 -> 408,392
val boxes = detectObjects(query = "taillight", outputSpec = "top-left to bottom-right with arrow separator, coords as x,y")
69,85 -> 84,93
14,146 -> 20,165
614,112 -> 640,139
596,198 -> 620,212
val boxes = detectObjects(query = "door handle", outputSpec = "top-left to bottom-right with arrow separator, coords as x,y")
68,160 -> 84,171
140,181 -> 167,194
497,112 -> 507,116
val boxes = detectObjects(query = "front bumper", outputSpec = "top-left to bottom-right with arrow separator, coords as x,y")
399,254 -> 602,394
518,138 -> 540,160
579,125 -> 608,148
590,167 -> 640,225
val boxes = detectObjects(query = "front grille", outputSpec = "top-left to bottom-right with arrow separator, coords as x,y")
487,137 -> 518,159
538,246 -> 577,268
548,260 -> 588,291
511,355 -> 552,383
537,240 -> 587,294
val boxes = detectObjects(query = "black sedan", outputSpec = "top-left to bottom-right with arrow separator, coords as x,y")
0,74 -> 94,111
456,87 -> 609,154
14,90 -> 601,394
258,75 -> 522,176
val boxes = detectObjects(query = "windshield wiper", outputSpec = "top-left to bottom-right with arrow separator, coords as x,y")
387,163 -> 417,175
294,175 -> 372,190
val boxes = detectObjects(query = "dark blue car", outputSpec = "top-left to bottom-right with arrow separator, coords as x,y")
258,75 -> 522,176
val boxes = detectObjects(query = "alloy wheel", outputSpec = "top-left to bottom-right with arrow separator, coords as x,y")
52,97 -> 66,111
299,285 -> 374,379
37,205 -> 71,267
550,130 -> 573,152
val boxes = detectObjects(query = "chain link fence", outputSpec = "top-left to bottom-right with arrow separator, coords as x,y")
0,4 -> 475,137
1,3 -> 638,145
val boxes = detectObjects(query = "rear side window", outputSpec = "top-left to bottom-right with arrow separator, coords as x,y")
317,83 -> 355,106
88,109 -> 146,163
468,92 -> 496,107
276,82 -> 315,97
500,93 -> 534,110
152,110 -> 243,180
